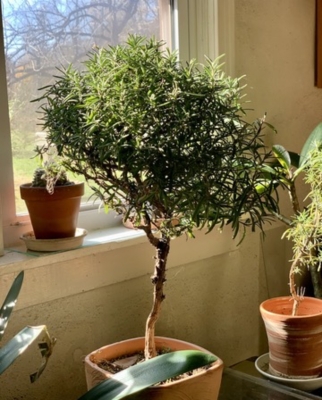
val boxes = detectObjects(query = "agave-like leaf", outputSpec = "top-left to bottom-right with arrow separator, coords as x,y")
0,271 -> 24,341
300,122 -> 322,167
78,350 -> 217,400
0,325 -> 55,381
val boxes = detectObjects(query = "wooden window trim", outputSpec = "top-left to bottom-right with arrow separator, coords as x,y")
316,0 -> 322,87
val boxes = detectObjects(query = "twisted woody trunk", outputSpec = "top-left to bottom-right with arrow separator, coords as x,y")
142,226 -> 170,359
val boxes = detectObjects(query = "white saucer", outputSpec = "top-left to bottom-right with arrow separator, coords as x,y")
20,228 -> 87,252
255,353 -> 322,392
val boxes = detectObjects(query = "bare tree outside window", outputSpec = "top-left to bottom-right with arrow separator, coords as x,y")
2,0 -> 163,211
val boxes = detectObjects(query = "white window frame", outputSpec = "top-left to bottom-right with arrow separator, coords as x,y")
178,0 -> 235,75
0,0 -> 234,249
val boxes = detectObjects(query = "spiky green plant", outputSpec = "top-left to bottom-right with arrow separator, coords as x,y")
31,158 -> 72,194
283,144 -> 322,314
259,123 -> 322,300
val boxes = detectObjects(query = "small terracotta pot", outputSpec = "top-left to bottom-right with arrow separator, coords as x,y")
20,182 -> 84,239
85,337 -> 223,400
260,296 -> 322,379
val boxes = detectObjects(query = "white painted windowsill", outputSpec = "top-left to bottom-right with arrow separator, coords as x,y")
0,224 -> 147,273
0,207 -> 256,275
0,209 -> 145,269
0,208 -> 242,311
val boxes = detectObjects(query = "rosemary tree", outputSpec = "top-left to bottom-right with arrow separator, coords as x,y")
35,35 -> 279,359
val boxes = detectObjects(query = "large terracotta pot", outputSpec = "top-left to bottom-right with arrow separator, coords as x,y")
260,296 -> 322,379
85,337 -> 224,400
20,182 -> 84,239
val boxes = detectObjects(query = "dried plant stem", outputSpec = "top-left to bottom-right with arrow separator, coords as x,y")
289,209 -> 320,315
289,254 -> 302,316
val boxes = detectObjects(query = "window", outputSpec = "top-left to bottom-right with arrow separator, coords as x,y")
0,0 -> 174,247
0,0 -> 232,248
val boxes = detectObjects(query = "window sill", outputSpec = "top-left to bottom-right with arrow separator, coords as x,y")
0,224 -> 147,273
0,218 -> 242,311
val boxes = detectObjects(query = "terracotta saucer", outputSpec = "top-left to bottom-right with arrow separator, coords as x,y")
255,353 -> 322,392
20,228 -> 87,252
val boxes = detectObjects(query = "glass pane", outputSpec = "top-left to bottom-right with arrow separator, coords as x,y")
2,0 -> 165,213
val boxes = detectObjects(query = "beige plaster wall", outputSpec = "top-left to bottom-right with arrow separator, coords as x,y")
233,0 -> 322,287
235,0 -> 322,154
0,224 -> 287,400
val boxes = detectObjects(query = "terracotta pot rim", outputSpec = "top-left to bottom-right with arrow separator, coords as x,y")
260,296 -> 322,318
20,181 -> 84,200
86,336 -> 223,388
20,181 -> 84,189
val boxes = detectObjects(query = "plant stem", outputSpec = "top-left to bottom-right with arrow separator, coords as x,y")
144,235 -> 170,359
272,211 -> 292,226
289,211 -> 319,315
309,263 -> 322,299
308,223 -> 322,299
289,180 -> 301,215
289,254 -> 301,316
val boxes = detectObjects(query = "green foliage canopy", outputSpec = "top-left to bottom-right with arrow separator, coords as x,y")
36,35 -> 278,238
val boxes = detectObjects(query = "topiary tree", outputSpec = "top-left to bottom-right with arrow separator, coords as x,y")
35,35 -> 279,359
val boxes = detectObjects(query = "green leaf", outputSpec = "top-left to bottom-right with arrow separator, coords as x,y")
292,164 -> 307,179
78,350 -> 216,400
255,180 -> 272,194
0,325 -> 55,380
0,271 -> 24,341
288,151 -> 300,168
263,121 -> 277,133
259,164 -> 278,176
272,145 -> 291,170
300,122 -> 322,167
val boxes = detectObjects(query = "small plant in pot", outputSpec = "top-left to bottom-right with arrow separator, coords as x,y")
35,36 -> 280,399
263,122 -> 322,298
258,124 -> 322,384
20,151 -> 84,241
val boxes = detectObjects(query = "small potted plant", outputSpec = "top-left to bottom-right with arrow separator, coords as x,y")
34,35 -> 280,399
20,150 -> 84,241
261,123 -> 322,298
258,123 -> 322,382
